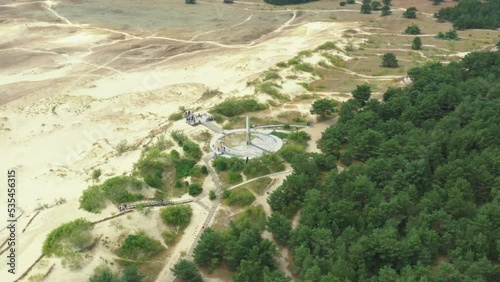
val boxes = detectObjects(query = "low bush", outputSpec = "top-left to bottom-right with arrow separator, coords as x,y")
294,63 -> 314,73
263,71 -> 282,81
211,99 -> 267,117
161,205 -> 193,228
279,144 -> 306,162
316,41 -> 336,51
79,176 -> 144,213
169,112 -> 184,121
174,158 -> 197,179
209,190 -> 216,200
213,157 -> 245,172
243,154 -> 285,179
188,183 -> 203,196
118,232 -> 164,260
182,140 -> 202,161
43,219 -> 93,257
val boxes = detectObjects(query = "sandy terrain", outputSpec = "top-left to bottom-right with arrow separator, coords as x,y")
0,0 -> 497,281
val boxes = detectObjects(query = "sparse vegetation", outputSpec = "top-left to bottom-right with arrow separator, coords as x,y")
211,99 -> 267,117
116,139 -> 129,154
117,232 -> 164,260
223,187 -> 255,207
263,71 -> 282,81
169,112 -> 184,121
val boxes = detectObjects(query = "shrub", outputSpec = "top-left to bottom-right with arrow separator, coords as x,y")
276,61 -> 288,68
297,82 -> 312,91
118,232 -> 164,260
79,176 -> 144,213
224,188 -> 256,206
288,131 -> 311,145
79,185 -> 106,213
340,1 -> 346,6
188,183 -> 203,196
144,175 -> 162,188
280,144 -> 306,162
43,219 -> 93,257
91,169 -> 101,181
228,171 -> 243,184
201,165 -> 208,174
209,190 -> 216,200
182,140 -> 202,161
116,139 -> 129,154
294,63 -> 315,73
405,24 -> 421,35
213,157 -> 245,172
297,50 -> 313,57
380,52 -> 399,68
263,71 -> 282,81
162,230 -> 178,245
161,205 -> 193,227
436,29 -> 459,40
402,7 -> 417,18
287,58 -> 301,65
174,158 -> 196,179
211,99 -> 267,117
171,130 -> 188,146
169,112 -> 183,121
346,0 -> 355,3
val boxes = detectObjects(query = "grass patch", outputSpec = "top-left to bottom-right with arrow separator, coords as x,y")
233,205 -> 267,231
294,62 -> 314,73
235,177 -> 272,196
321,52 -> 346,68
222,188 -> 255,207
263,71 -> 282,81
117,232 -> 165,260
297,50 -> 313,57
316,41 -> 336,51
297,82 -> 313,91
211,98 -> 267,117
276,61 -> 288,68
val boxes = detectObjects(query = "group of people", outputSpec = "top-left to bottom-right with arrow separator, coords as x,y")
184,110 -> 214,125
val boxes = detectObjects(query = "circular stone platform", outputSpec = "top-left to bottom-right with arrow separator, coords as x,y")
209,129 -> 283,159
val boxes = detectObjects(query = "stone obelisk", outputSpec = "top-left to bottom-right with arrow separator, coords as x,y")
246,116 -> 251,145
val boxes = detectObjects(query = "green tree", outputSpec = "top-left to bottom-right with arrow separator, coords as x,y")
266,212 -> 292,245
351,84 -> 372,106
381,5 -> 391,16
371,1 -> 382,11
121,264 -> 145,282
382,0 -> 391,5
402,7 -> 418,18
89,266 -> 120,282
193,228 -> 225,270
361,3 -> 372,14
310,98 -> 337,119
171,259 -> 203,282
412,36 -> 422,50
404,24 -> 421,35
380,52 -> 399,68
